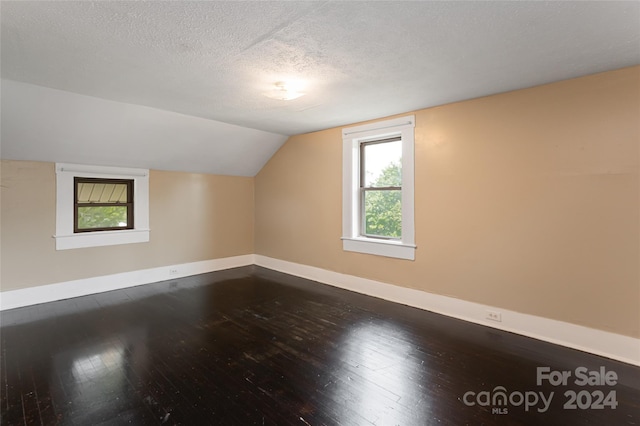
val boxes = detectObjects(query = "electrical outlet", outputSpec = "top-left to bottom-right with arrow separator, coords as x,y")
169,268 -> 179,275
486,310 -> 502,322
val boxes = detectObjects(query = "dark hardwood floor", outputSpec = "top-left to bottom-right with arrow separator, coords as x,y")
1,266 -> 638,425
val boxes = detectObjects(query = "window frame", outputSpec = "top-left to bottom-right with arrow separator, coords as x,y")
55,163 -> 150,250
342,115 -> 416,260
73,177 -> 135,233
359,137 -> 403,240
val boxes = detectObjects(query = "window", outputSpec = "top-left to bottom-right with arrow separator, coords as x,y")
55,163 -> 150,250
342,116 -> 416,260
360,137 -> 402,239
74,178 -> 134,233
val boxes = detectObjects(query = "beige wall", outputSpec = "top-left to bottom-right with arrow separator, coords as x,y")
255,66 -> 640,338
1,66 -> 638,339
0,160 -> 254,291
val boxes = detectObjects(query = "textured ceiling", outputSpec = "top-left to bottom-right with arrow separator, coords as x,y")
3,1 -> 639,136
1,1 -> 639,175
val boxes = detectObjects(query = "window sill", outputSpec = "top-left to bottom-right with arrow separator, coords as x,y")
54,229 -> 150,250
342,237 -> 416,260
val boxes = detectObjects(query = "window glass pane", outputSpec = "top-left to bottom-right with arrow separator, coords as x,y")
364,190 -> 402,238
77,206 -> 128,229
363,140 -> 402,187
77,182 -> 128,203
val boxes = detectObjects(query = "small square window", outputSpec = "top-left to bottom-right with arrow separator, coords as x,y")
55,163 -> 149,250
74,178 -> 134,233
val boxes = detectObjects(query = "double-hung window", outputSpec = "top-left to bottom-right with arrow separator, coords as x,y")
342,115 -> 416,260
360,137 -> 403,239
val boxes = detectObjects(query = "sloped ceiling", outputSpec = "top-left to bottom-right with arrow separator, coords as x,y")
1,1 -> 639,175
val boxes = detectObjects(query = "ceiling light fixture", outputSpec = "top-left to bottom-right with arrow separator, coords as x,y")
263,82 -> 305,101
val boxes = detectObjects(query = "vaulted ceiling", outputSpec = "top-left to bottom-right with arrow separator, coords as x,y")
2,1 -> 639,175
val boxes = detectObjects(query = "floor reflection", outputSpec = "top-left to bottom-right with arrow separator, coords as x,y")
332,319 -> 431,424
51,327 -> 149,423
71,345 -> 125,382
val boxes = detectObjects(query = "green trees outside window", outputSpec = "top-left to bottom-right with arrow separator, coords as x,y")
77,206 -> 128,230
364,162 -> 402,238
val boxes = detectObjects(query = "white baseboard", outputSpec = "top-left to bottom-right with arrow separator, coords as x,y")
2,253 -> 637,366
0,254 -> 254,311
254,255 -> 640,367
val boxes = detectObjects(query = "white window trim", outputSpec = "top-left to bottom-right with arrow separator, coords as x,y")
54,163 -> 150,250
342,115 -> 416,260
